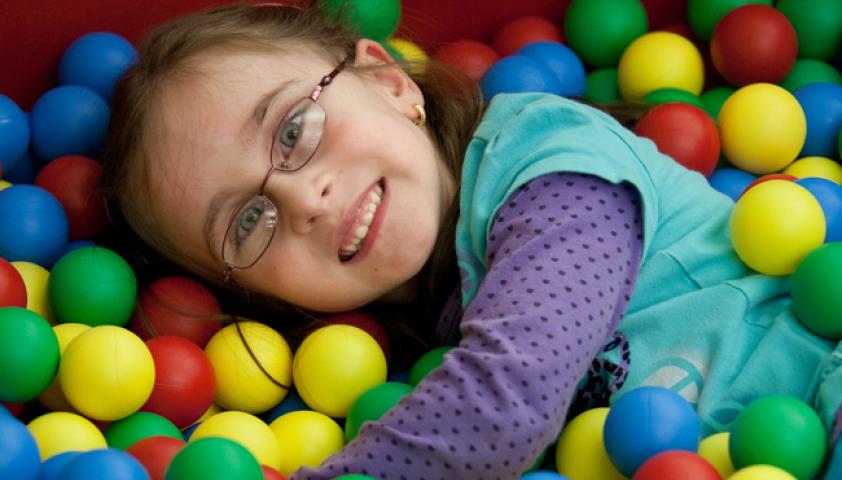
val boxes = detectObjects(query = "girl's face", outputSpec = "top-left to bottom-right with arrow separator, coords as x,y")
146,40 -> 455,312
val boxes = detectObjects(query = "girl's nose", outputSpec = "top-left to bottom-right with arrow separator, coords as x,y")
266,169 -> 333,235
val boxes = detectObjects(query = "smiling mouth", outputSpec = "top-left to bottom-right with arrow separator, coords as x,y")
338,179 -> 385,262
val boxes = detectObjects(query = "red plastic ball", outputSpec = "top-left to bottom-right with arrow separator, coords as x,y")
435,40 -> 500,81
641,0 -> 688,30
740,173 -> 799,197
33,155 -> 107,240
130,276 -> 224,348
262,465 -> 288,480
126,435 -> 186,480
2,402 -> 23,417
634,103 -> 721,177
325,311 -> 392,365
710,5 -> 798,86
0,258 -> 27,308
632,450 -> 721,480
492,16 -> 563,57
141,335 -> 217,429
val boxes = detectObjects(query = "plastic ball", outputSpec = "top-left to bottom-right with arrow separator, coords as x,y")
603,386 -> 701,477
141,335 -> 216,428
0,307 -> 59,402
293,324 -> 387,418
34,155 -> 107,240
27,411 -> 107,460
687,0 -> 773,43
796,177 -> 842,243
0,95 -> 29,174
0,414 -> 41,480
3,150 -> 38,184
794,82 -> 842,159
58,448 -> 148,480
728,465 -> 797,480
262,389 -> 310,424
781,59 -> 842,92
269,410 -> 345,475
408,346 -> 453,386
729,396 -> 826,479
204,321 -> 292,413
125,435 -> 185,480
0,257 -> 26,308
632,450 -> 720,480
585,68 -> 620,103
11,261 -> 53,321
564,0 -> 648,68
634,102 -> 721,177
518,42 -> 586,97
39,451 -> 83,480
491,16 -> 562,57
776,0 -> 842,61
386,38 -> 428,76
730,180 -> 825,274
49,246 -> 136,326
555,408 -> 625,480
784,156 -> 842,183
791,242 -> 842,338
58,32 -> 138,103
60,325 -> 155,421
167,436 -> 262,480
479,55 -> 563,99
710,5 -> 798,86
262,465 -> 288,480
521,472 -> 569,480
30,86 -> 109,162
104,411 -> 181,450
618,32 -> 705,101
708,168 -> 756,202
641,88 -> 706,110
0,185 -> 69,266
190,411 -> 281,471
319,0 -> 400,42
700,87 -> 736,120
344,381 -> 413,441
326,311 -> 391,366
434,40 -> 499,82
740,173 -> 799,197
698,432 -> 735,478
37,322 -> 91,412
718,83 -> 806,174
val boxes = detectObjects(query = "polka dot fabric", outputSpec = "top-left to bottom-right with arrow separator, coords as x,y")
292,172 -> 644,479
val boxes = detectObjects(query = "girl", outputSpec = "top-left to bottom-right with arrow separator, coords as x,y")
99,3 -> 842,479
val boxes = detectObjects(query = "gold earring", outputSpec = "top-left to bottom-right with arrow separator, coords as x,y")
412,103 -> 426,128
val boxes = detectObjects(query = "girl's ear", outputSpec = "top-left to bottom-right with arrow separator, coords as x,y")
353,38 -> 424,112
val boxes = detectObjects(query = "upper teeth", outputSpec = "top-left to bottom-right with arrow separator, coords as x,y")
340,184 -> 383,258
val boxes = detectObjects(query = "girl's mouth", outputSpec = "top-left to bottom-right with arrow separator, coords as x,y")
338,178 -> 386,262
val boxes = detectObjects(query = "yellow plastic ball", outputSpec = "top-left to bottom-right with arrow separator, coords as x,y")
11,261 -> 53,323
730,180 -> 825,275
555,408 -> 626,480
37,323 -> 90,412
193,402 -> 223,426
269,410 -> 345,475
59,325 -> 155,421
718,83 -> 807,174
728,465 -> 797,480
783,156 -> 842,184
0,180 -> 12,191
293,325 -> 387,418
387,38 -> 428,75
27,411 -> 107,460
191,410 -> 282,471
618,31 -> 704,101
698,432 -> 735,478
204,321 -> 293,414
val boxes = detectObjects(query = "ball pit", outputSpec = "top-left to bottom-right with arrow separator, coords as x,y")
555,408 -> 625,480
687,0 -> 773,43
791,242 -> 842,338
10,261 -> 53,321
434,40 -> 499,82
0,307 -> 59,402
26,411 -> 107,460
784,156 -> 842,183
0,258 -> 26,307
104,411 -> 182,450
564,0 -> 648,68
408,345 -> 453,385
33,155 -> 108,240
584,68 -> 620,103
165,436 -> 263,480
776,0 -> 842,61
0,95 -> 29,174
190,410 -> 282,471
269,410 -> 345,475
781,59 -> 842,92
0,413 -> 40,480
125,435 -> 186,480
795,177 -> 842,243
631,450 -> 720,480
344,381 -> 413,441
319,0 -> 400,42
0,185 -> 68,266
618,31 -> 704,101
29,85 -> 109,162
480,55 -> 563,99
37,322 -> 90,412
58,448 -> 149,480
634,102 -> 720,177
794,82 -> 842,159
697,432 -> 735,478
58,32 -> 138,103
492,16 -> 562,57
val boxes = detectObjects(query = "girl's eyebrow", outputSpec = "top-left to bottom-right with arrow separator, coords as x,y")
243,78 -> 297,134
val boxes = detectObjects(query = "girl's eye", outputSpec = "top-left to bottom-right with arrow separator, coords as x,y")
277,111 -> 304,153
235,204 -> 264,245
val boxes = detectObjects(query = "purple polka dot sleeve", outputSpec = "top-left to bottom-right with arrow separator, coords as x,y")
292,172 -> 643,480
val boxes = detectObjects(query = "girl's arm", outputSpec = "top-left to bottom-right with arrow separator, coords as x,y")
292,172 -> 644,480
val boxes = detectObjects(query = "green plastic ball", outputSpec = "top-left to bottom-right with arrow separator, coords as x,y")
320,0 -> 400,42
780,59 -> 842,92
777,0 -> 842,61
729,396 -> 826,480
688,0 -> 773,43
408,346 -> 454,386
585,68 -> 620,103
104,411 -> 183,450
345,381 -> 412,442
564,0 -> 648,68
701,86 -> 736,120
48,246 -> 137,327
165,436 -> 262,480
642,88 -> 706,110
0,307 -> 59,402
791,243 -> 842,339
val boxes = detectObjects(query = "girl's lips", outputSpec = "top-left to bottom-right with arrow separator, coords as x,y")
336,178 -> 386,263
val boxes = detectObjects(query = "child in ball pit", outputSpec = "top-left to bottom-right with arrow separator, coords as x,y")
97,3 -> 842,479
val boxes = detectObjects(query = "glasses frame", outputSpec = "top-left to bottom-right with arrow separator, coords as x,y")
221,57 -> 349,282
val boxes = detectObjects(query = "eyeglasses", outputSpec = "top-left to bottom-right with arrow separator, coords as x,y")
221,57 -> 349,282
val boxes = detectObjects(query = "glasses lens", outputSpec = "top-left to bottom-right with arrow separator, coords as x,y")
272,99 -> 326,171
222,195 -> 277,269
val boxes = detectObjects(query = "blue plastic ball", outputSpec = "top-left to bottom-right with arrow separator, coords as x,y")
182,422 -> 201,441
517,42 -> 586,97
480,55 -> 563,100
0,414 -> 41,480
59,32 -> 138,103
603,386 -> 701,477
0,185 -> 69,266
39,452 -> 83,480
795,82 -> 842,159
796,177 -> 842,243
30,86 -> 109,162
708,168 -> 757,202
520,471 -> 570,480
57,449 -> 148,480
0,95 -> 29,174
